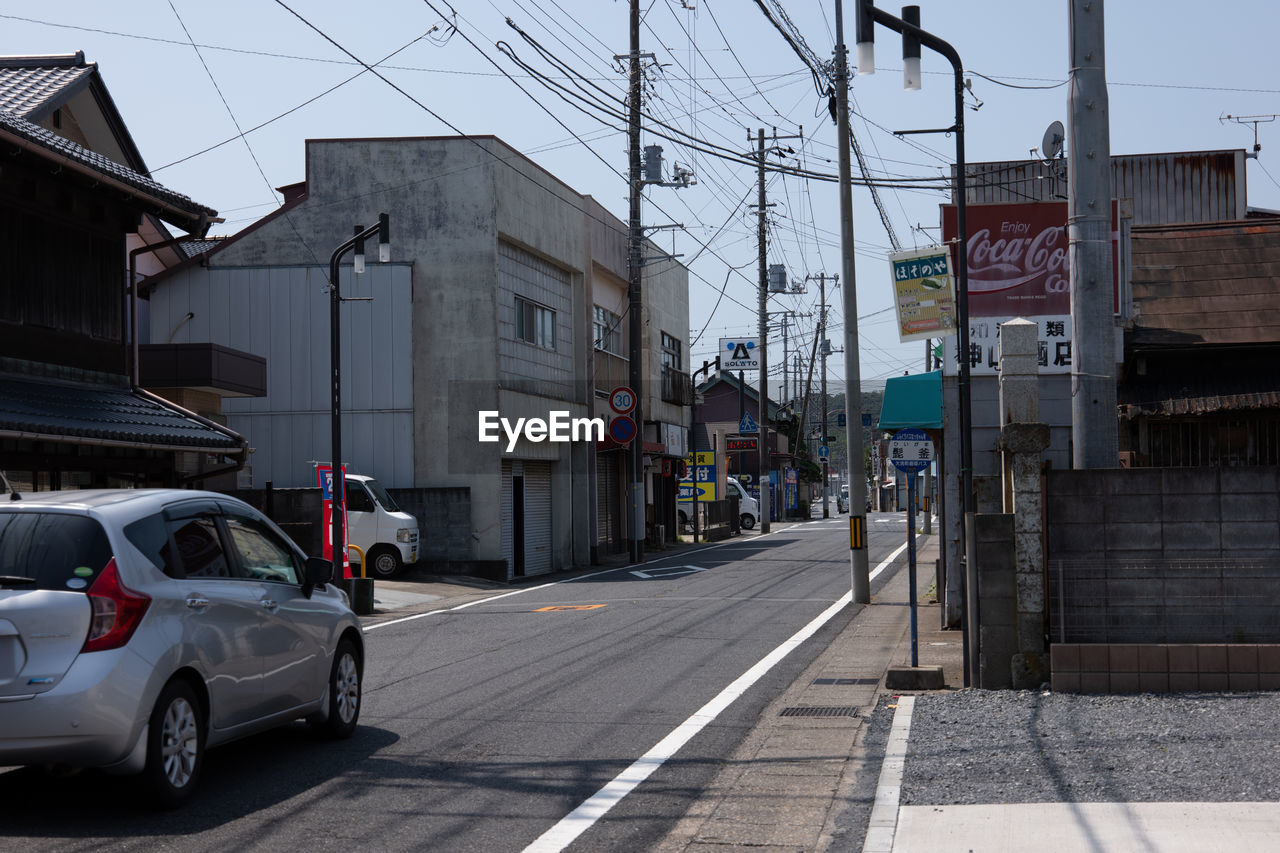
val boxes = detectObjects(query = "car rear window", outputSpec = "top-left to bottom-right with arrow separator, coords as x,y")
0,512 -> 113,591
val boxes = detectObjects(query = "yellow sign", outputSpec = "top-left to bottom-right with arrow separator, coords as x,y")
890,246 -> 957,343
685,451 -> 715,466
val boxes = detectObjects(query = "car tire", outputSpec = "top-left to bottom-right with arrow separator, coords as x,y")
740,513 -> 756,530
367,545 -> 403,578
310,638 -> 361,739
143,680 -> 204,809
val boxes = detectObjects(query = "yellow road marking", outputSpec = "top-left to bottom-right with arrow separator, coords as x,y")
534,604 -> 607,612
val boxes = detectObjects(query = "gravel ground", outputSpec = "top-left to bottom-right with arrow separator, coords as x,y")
901,691 -> 1280,805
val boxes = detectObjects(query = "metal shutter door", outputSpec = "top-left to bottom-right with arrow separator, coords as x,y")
524,461 -> 552,575
501,460 -> 513,574
596,452 -> 619,553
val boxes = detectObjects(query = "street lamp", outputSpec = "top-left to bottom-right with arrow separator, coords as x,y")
329,213 -> 390,585
855,1 -> 974,686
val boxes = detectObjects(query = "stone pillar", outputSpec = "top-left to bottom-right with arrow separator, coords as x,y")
997,318 -> 1050,688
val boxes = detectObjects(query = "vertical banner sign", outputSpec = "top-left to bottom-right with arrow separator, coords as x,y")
889,246 -> 957,343
316,465 -> 351,578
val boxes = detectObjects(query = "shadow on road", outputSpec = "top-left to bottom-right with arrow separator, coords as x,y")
0,722 -> 398,838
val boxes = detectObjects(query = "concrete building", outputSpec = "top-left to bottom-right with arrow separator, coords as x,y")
146,135 -> 689,579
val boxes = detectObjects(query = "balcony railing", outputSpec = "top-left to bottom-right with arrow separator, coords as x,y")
662,366 -> 693,406
594,350 -> 629,395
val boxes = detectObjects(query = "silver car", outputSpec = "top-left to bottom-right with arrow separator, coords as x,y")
0,489 -> 363,807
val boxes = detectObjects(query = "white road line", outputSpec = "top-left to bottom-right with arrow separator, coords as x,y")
365,529 -> 787,632
862,695 -> 916,853
522,535 -> 920,853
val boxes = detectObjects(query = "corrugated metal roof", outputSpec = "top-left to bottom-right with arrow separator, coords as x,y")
0,53 -> 95,119
0,375 -> 242,451
959,150 -> 1246,225
1119,390 -> 1280,419
0,107 -> 216,220
1129,219 -> 1280,346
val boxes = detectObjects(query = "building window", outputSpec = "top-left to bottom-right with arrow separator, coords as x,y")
661,331 -> 682,371
594,306 -> 623,355
516,296 -> 556,349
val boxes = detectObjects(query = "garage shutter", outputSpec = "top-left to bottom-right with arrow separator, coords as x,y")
596,452 -> 622,554
523,461 -> 552,575
501,460 -> 513,573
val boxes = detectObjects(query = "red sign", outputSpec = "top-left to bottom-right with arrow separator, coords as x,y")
316,464 -> 351,579
727,436 -> 758,451
941,201 -> 1119,317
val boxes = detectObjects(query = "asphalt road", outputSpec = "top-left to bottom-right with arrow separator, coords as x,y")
0,514 -> 911,852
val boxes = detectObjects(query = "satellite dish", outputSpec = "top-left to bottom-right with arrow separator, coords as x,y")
1042,121 -> 1065,160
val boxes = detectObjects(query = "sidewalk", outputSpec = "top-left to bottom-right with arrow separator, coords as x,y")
654,525 -> 954,852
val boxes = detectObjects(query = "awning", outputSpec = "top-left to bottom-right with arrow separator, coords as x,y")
0,374 -> 245,455
878,371 -> 942,431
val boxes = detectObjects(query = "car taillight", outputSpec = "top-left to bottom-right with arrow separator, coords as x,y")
82,558 -> 151,653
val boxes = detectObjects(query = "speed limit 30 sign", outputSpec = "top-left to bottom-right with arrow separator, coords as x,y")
609,386 -> 637,416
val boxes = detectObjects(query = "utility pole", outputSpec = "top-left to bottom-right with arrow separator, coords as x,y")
752,128 -> 803,534
625,0 -> 645,562
834,1 -> 870,603
807,273 -> 836,518
1068,0 -> 1117,467
754,128 -> 771,534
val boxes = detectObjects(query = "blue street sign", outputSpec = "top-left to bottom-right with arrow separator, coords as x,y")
889,427 -> 933,472
739,410 -> 759,434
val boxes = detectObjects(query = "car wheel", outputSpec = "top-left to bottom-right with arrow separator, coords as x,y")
367,546 -> 403,578
740,513 -> 756,530
311,638 -> 361,739
144,680 -> 204,809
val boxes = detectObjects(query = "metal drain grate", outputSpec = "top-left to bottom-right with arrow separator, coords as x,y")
812,677 -> 879,686
779,706 -> 862,718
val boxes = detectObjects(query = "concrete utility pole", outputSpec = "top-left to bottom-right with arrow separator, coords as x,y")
834,0 -> 870,604
754,129 -> 772,534
625,0 -> 645,561
751,128 -> 800,533
1068,0 -> 1118,468
809,272 -> 836,519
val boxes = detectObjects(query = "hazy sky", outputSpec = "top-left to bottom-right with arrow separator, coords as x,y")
6,1 -> 1279,388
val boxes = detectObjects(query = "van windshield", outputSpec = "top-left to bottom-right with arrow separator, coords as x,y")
362,479 -> 401,513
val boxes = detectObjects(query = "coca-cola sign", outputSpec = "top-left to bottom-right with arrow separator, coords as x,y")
941,201 -> 1118,317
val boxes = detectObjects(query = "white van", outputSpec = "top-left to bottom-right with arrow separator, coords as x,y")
677,475 -> 760,530
344,474 -> 419,577
726,476 -> 760,530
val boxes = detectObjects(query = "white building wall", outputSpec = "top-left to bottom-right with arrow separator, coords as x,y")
148,263 -> 414,487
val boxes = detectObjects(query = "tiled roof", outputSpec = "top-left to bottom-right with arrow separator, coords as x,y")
179,237 -> 226,258
0,375 -> 242,451
0,107 -> 216,220
0,53 -> 95,119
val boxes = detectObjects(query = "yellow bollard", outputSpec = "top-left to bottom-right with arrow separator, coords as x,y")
347,544 -> 366,579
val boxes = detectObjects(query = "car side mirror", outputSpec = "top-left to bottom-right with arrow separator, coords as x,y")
302,556 -> 333,599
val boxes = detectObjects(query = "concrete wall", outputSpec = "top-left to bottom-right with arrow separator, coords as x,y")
1047,466 -> 1280,643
